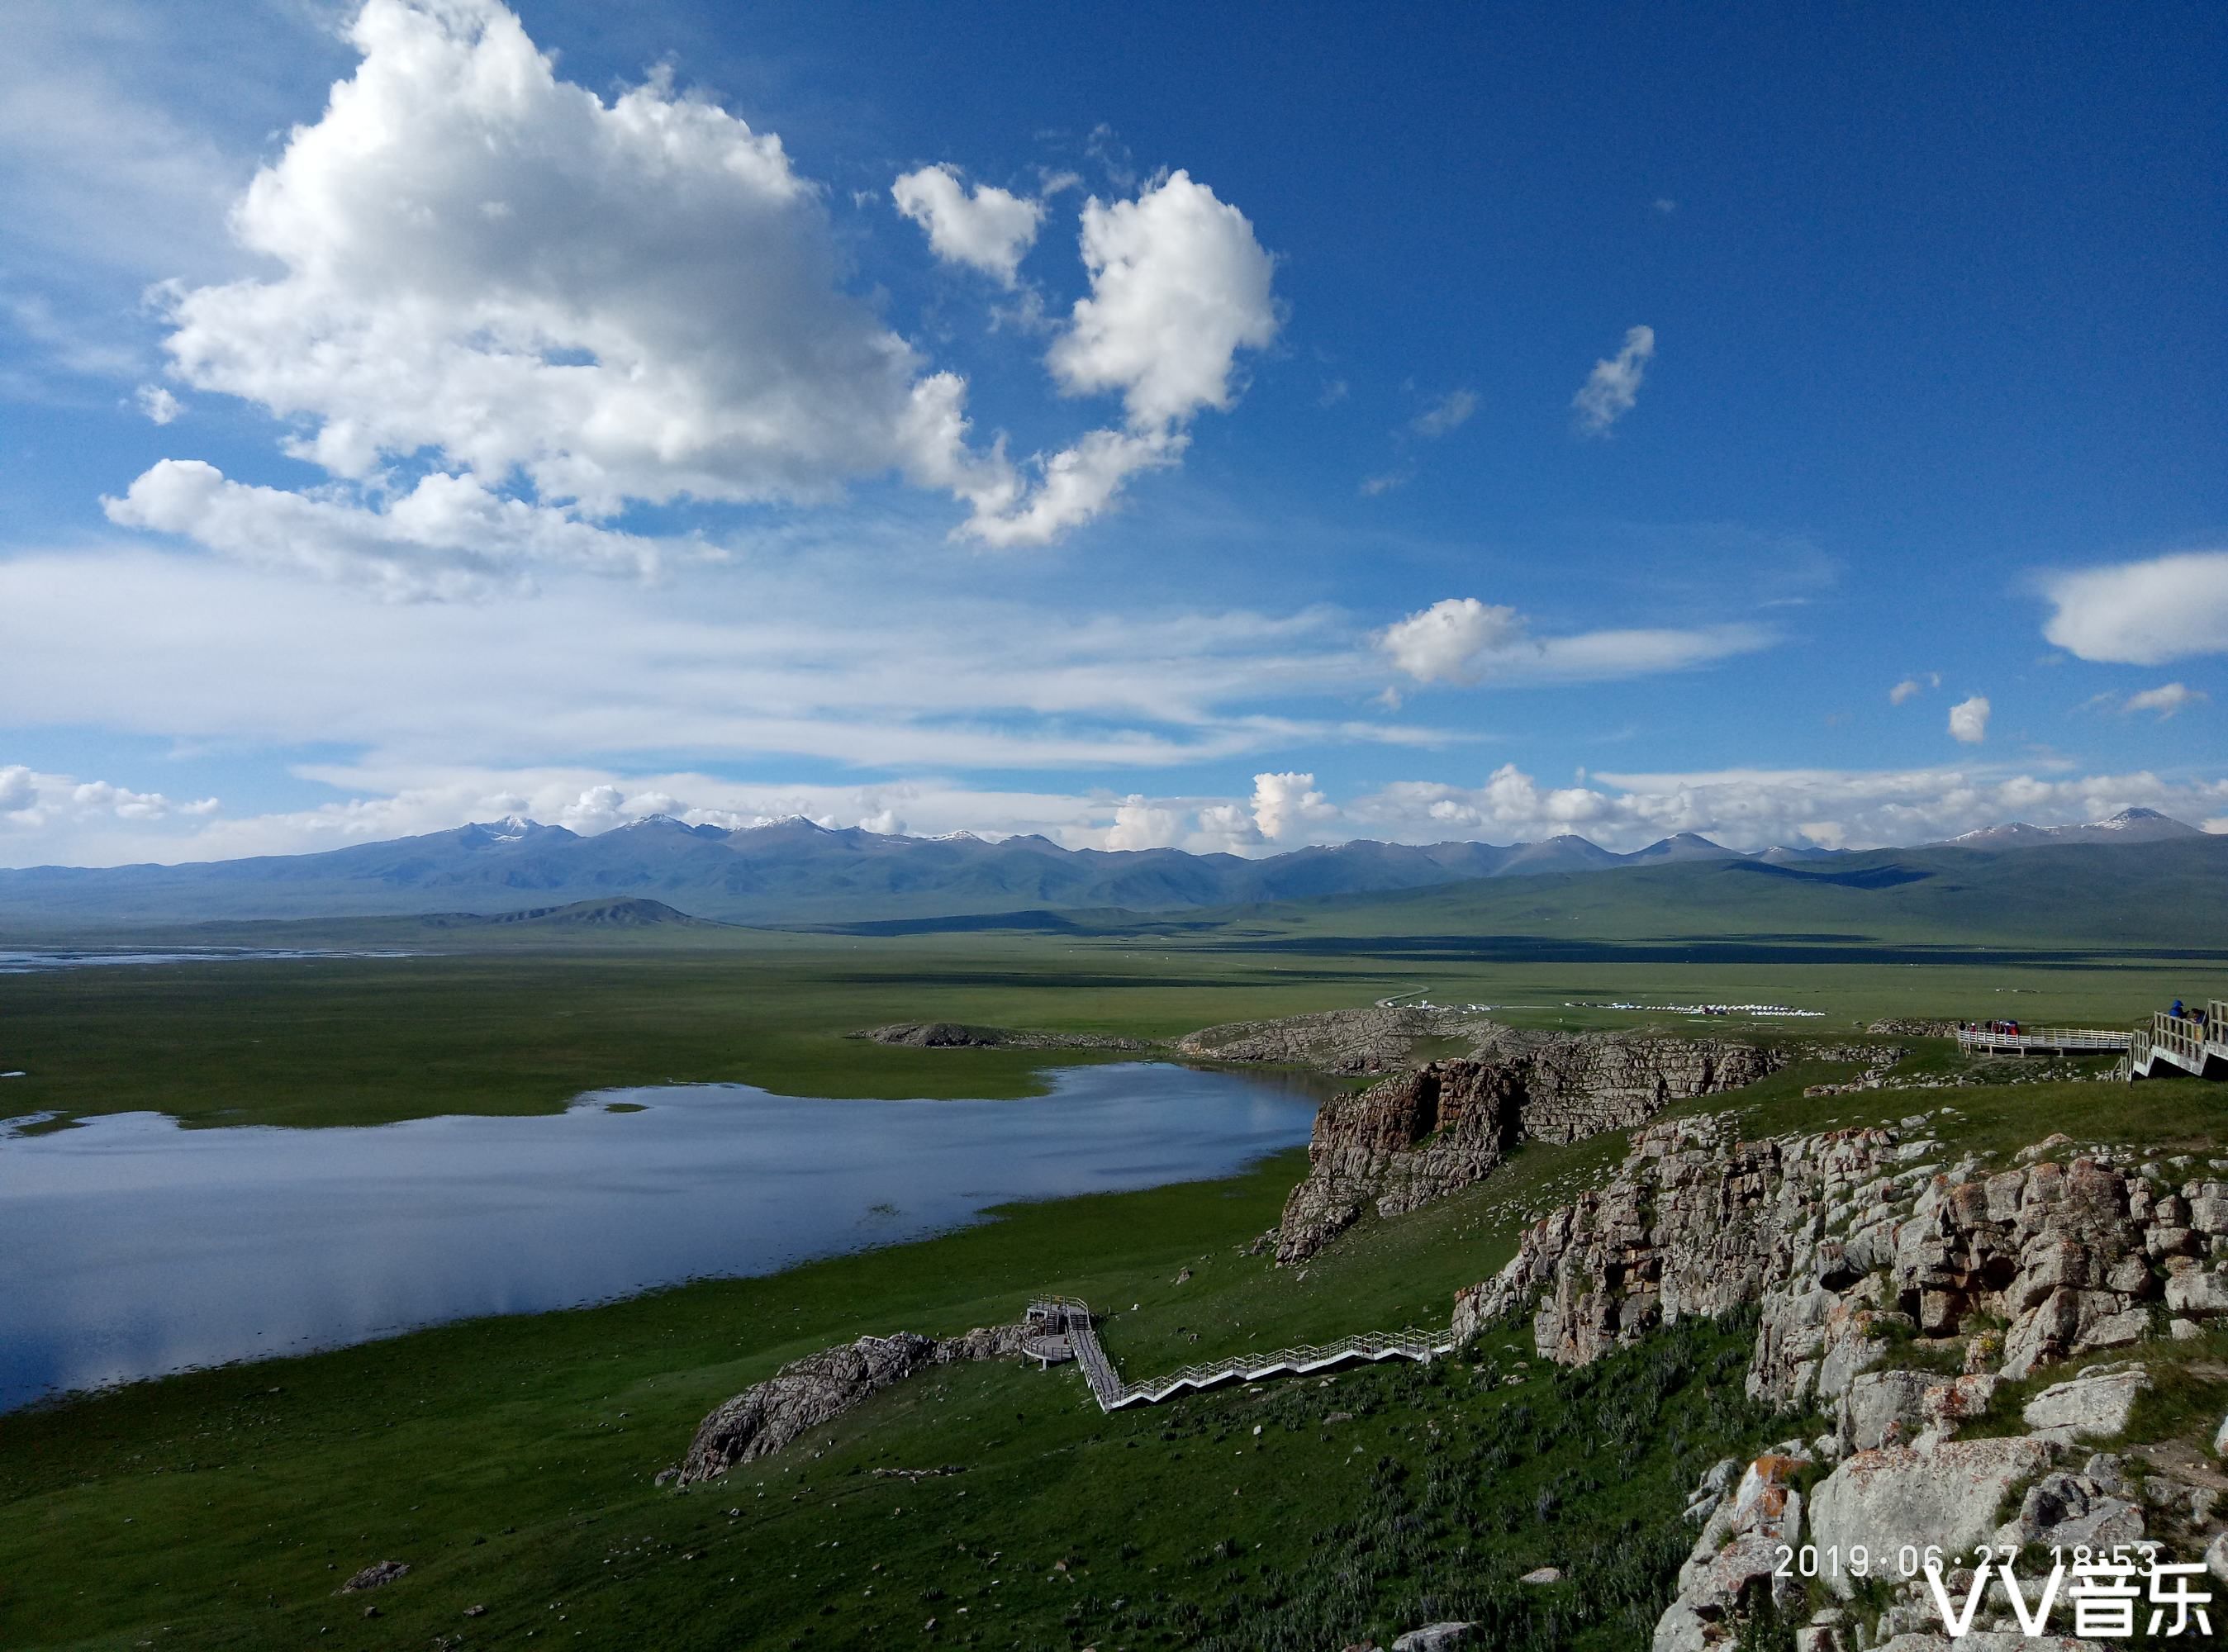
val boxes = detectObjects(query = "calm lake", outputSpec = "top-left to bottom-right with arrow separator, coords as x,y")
0,1063 -> 1322,1412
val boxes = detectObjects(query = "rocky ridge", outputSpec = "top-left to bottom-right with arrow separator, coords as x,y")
671,1323 -> 1027,1485
1176,1004 -> 1499,1075
1275,1032 -> 1797,1264
1451,1112 -> 2228,1649
851,1022 -> 1149,1051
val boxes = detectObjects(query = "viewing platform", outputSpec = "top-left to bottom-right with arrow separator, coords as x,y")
2127,999 -> 2228,1081
1953,1023 -> 2131,1056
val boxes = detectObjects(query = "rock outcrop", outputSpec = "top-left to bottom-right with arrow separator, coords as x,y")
1454,1113 -> 2228,1407
1177,1005 -> 1499,1075
1460,1113 -> 2228,1650
1275,1035 -> 1788,1263
852,1023 -> 1148,1051
674,1323 -> 1027,1483
1276,1061 -> 1527,1262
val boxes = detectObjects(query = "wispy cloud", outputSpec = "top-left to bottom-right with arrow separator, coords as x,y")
1573,324 -> 1656,434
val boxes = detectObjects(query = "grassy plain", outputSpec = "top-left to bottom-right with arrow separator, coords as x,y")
2,919 -> 2216,1131
1,904 -> 2223,1650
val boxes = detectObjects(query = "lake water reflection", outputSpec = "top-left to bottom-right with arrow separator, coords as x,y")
0,1063 -> 1323,1412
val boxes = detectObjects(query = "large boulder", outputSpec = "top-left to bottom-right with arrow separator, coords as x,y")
1838,1370 -> 1998,1452
1991,1469 -> 2144,1550
2020,1363 -> 2150,1445
1390,1624 -> 1473,1650
1806,1436 -> 2052,1597
675,1323 -> 1027,1483
2164,1269 -> 2228,1317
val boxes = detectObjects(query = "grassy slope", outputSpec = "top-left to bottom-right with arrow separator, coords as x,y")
2,1047 -> 2221,1651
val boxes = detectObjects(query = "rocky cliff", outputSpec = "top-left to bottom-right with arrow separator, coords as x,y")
672,1322 -> 1026,1484
1456,1114 -> 2228,1405
1274,1033 -> 1789,1264
1453,1113 -> 2228,1650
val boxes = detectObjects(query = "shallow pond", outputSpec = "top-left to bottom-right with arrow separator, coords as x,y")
0,1062 -> 1322,1411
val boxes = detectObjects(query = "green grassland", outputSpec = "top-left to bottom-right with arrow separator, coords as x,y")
2,1035 -> 2221,1651
2,919 -> 2219,1132
2,894 -> 2224,1651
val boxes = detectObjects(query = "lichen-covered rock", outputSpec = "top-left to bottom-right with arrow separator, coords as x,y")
2021,1363 -> 2150,1445
1806,1436 -> 2052,1597
1456,1112 -> 2182,1399
676,1323 -> 1028,1483
1990,1469 -> 2145,1550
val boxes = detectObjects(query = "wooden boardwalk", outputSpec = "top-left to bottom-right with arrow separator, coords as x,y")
1026,1297 -> 1458,1412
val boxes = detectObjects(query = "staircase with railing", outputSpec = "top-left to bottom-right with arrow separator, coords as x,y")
1026,1297 -> 1458,1412
2126,999 -> 2227,1081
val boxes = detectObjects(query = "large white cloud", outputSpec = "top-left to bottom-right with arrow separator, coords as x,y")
2041,551 -> 2228,664
1573,325 -> 1655,434
155,0 -> 989,512
891,164 -> 1043,286
1104,794 -> 1181,850
946,169 -> 1282,543
1250,771 -> 1335,840
1048,170 -> 1278,430
112,0 -> 1308,575
1380,598 -> 1527,682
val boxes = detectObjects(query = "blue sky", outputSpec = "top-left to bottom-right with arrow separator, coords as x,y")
1,0 -> 2223,864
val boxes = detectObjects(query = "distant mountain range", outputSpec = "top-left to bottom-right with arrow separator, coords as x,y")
0,807 -> 2207,929
1936,806 -> 2207,850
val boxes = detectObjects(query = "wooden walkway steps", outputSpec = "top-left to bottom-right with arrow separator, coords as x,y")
1026,1296 -> 1458,1412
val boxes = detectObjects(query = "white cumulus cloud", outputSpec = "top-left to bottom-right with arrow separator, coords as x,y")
1572,324 -> 1655,434
114,0 -> 1067,577
1104,794 -> 1181,850
2042,550 -> 2228,664
891,164 -> 1044,286
0,766 -> 35,814
956,169 -> 1276,545
135,383 -> 182,425
1250,771 -> 1335,841
1380,598 -> 1528,683
1047,170 -> 1278,429
1947,695 -> 1992,744
1888,672 -> 1940,705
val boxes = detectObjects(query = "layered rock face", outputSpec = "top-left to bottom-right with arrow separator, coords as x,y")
1456,1113 -> 2228,1409
1275,1035 -> 1786,1265
675,1323 -> 1026,1483
1276,1061 -> 1527,1262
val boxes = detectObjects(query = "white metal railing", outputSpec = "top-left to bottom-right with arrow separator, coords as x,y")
2149,1013 -> 2206,1064
1031,1297 -> 1456,1412
1955,1024 -> 2131,1053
